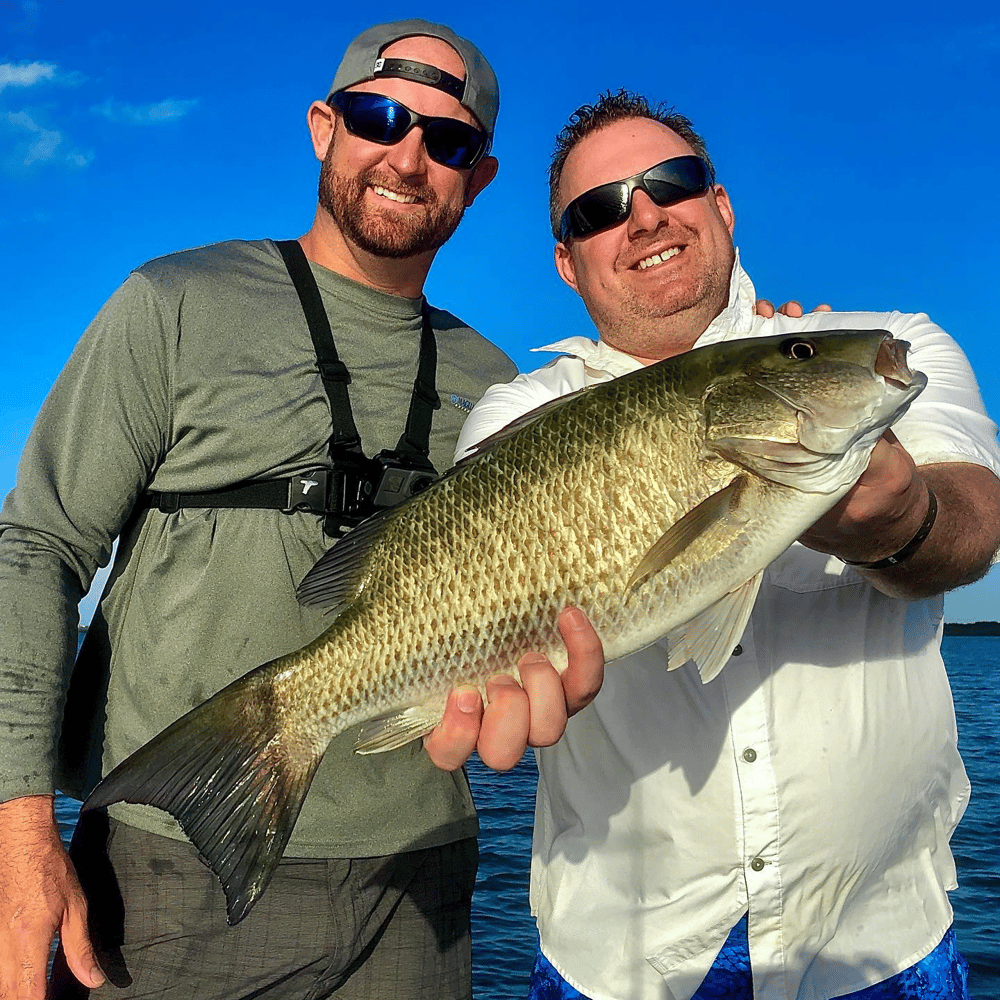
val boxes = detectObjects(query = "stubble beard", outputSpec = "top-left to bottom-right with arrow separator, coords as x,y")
597,237 -> 735,360
318,154 -> 466,259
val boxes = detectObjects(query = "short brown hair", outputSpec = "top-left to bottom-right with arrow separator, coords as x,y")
548,89 -> 716,240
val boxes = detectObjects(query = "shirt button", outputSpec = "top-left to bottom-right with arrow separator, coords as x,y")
742,748 -> 757,763
732,643 -> 743,656
750,857 -> 766,872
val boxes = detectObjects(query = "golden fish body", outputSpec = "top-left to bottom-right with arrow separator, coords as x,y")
86,329 -> 925,922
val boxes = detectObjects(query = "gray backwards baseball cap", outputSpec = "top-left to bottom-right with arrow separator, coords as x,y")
326,19 -> 499,137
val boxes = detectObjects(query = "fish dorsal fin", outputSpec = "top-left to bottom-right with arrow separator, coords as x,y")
664,572 -> 762,682
458,385 -> 595,462
295,508 -> 396,612
627,477 -> 746,591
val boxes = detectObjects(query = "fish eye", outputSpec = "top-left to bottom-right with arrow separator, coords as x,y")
779,338 -> 818,361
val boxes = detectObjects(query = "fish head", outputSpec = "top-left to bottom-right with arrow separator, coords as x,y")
702,330 -> 926,492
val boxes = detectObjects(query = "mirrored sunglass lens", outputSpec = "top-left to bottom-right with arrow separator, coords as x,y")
345,95 -> 410,143
424,121 -> 484,167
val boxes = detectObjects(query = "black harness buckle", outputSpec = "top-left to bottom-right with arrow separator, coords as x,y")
285,469 -> 331,513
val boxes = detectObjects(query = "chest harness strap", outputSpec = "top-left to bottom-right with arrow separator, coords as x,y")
142,240 -> 441,536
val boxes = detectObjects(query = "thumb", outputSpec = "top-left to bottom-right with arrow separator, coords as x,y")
59,890 -> 105,989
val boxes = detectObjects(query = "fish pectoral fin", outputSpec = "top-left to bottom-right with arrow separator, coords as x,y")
664,572 -> 763,683
82,660 -> 325,926
627,477 -> 746,591
355,702 -> 445,755
296,508 -> 396,613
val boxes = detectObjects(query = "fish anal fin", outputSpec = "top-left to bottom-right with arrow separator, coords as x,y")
628,477 -> 746,591
665,572 -> 763,682
354,702 -> 446,755
83,663 -> 324,925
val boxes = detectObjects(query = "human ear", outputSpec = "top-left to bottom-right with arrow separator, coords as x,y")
712,184 -> 735,235
465,156 -> 499,207
307,101 -> 335,162
553,241 -> 580,294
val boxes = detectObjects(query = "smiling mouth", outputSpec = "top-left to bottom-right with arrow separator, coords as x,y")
372,184 -> 421,205
636,246 -> 681,270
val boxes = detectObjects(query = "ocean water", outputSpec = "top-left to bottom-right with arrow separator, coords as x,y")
56,635 -> 999,998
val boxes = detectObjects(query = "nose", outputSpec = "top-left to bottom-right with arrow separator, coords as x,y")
626,188 -> 668,239
384,126 -> 429,180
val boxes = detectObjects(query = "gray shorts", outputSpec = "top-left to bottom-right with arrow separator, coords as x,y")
49,812 -> 477,999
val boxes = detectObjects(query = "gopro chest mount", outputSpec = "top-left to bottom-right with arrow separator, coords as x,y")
142,239 -> 440,537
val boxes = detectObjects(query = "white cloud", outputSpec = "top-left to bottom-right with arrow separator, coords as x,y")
0,60 -> 57,92
2,109 -> 93,169
91,97 -> 199,125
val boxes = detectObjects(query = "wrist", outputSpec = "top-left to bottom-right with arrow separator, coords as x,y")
845,486 -> 938,570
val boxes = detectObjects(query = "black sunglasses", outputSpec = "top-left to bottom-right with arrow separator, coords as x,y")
559,155 -> 713,243
328,91 -> 489,170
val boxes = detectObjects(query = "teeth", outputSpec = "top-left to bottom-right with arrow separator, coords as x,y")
373,185 -> 419,204
638,246 -> 681,270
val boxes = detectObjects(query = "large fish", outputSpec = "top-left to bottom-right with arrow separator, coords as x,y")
84,329 -> 925,923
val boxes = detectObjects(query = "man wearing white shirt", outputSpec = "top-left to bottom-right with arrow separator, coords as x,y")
455,92 -> 1000,1000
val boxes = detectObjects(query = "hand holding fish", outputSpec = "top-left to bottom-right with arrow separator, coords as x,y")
801,432 -> 1000,600
423,607 -> 605,772
799,430 -> 926,561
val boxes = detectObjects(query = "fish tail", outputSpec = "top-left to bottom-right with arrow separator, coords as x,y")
83,660 -> 324,925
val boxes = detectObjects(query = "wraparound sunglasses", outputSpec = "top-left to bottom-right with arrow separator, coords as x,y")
559,155 -> 713,243
328,91 -> 489,170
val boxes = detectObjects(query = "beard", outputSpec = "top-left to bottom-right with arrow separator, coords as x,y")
595,230 -> 735,359
318,153 -> 466,259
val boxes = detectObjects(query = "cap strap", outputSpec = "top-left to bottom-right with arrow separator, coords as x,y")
372,57 -> 464,100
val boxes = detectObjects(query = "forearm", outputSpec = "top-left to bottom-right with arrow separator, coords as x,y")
0,532 -> 83,802
856,463 -> 1000,600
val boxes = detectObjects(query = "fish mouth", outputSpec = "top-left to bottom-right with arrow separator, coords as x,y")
875,335 -> 921,391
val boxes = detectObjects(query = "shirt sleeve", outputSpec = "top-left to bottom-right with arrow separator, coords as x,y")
0,273 -> 173,802
884,312 -> 1000,474
454,356 -> 589,463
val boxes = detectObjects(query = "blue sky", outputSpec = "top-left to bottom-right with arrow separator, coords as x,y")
2,0 -> 998,623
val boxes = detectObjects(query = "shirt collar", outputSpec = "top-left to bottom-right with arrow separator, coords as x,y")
533,250 -> 758,377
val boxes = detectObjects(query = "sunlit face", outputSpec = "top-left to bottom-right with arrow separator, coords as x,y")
315,36 -> 496,258
554,118 -> 736,361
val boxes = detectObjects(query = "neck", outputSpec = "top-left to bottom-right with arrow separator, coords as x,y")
298,210 -> 435,299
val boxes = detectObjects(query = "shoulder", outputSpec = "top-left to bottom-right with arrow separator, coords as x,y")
131,239 -> 282,296
424,304 -> 517,381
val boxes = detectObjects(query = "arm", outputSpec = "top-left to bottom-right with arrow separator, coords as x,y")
0,274 -> 172,992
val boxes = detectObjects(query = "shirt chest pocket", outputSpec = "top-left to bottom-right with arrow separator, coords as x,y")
764,542 -> 863,593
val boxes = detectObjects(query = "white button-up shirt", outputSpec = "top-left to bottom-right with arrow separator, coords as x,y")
455,256 -> 1000,1000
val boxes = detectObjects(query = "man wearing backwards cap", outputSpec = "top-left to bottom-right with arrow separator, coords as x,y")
0,18 -> 603,999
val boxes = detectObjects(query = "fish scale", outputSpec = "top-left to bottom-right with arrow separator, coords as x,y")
84,328 -> 926,924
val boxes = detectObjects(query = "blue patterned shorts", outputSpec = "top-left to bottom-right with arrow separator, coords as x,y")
528,915 -> 970,1000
